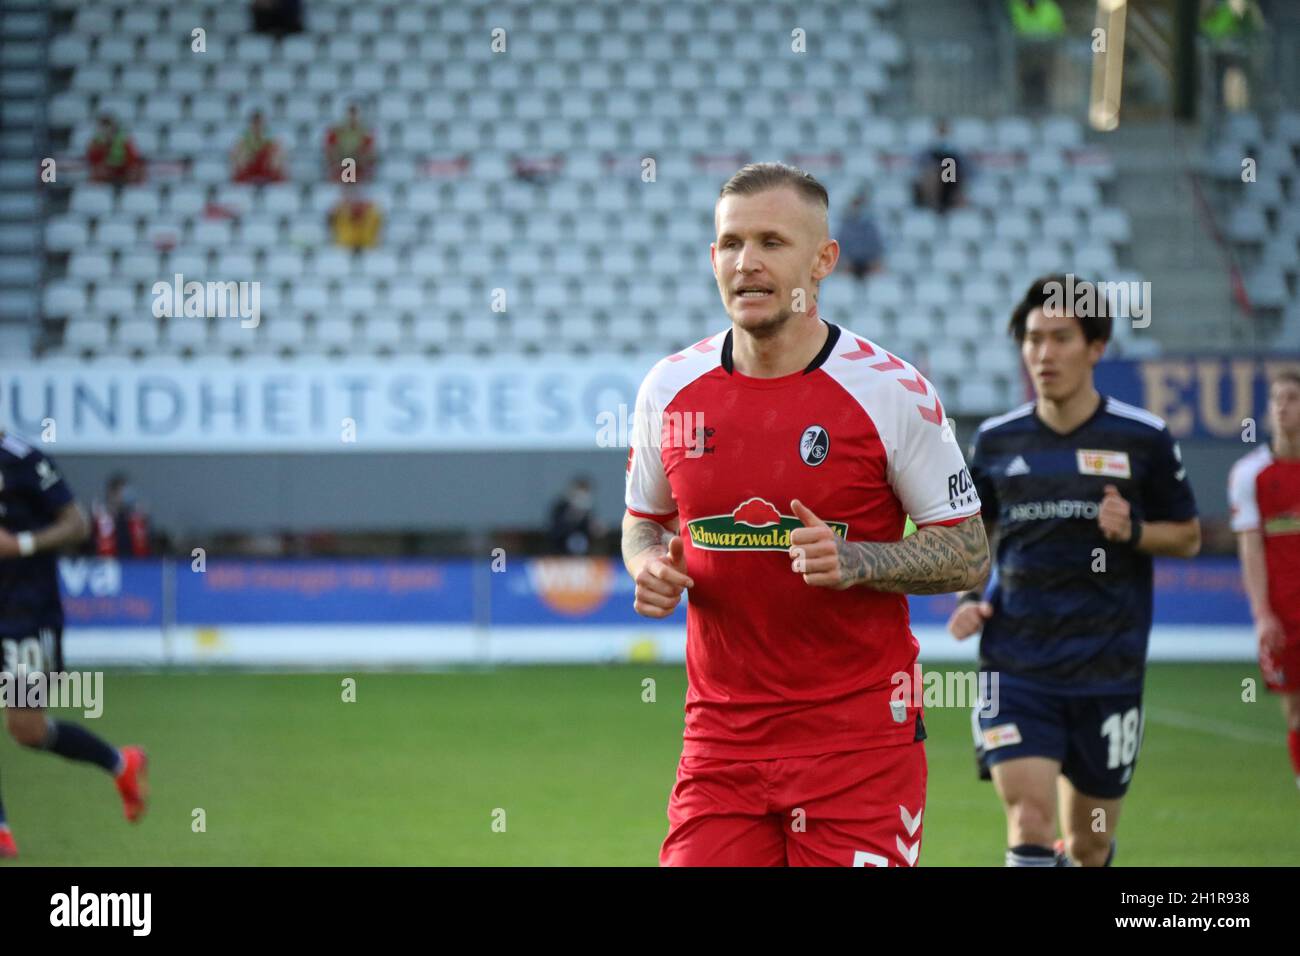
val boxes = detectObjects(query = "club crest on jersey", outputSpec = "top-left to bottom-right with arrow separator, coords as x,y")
799,425 -> 830,467
685,496 -> 848,551
1076,449 -> 1131,479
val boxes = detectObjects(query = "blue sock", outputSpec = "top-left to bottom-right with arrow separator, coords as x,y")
35,719 -> 122,774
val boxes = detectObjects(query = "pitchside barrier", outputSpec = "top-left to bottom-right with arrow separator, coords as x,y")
58,555 -> 1253,668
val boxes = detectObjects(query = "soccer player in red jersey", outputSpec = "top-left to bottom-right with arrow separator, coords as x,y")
1229,369 -> 1300,791
621,163 -> 989,866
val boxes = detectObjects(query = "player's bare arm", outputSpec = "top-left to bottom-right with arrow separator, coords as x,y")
1237,528 -> 1286,654
948,516 -> 998,639
1096,484 -> 1200,558
789,499 -> 989,595
622,512 -> 693,618
0,502 -> 88,558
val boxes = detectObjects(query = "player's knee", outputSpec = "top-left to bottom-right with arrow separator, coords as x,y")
1067,833 -> 1111,867
1007,798 -> 1054,843
1283,696 -> 1300,730
5,711 -> 49,748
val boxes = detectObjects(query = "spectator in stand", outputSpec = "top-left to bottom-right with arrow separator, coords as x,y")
836,190 -> 885,281
231,111 -> 288,185
328,190 -> 383,250
913,120 -> 967,214
1201,0 -> 1265,112
547,475 -> 604,555
250,0 -> 303,37
85,113 -> 145,185
324,103 -> 378,183
1008,0 -> 1066,114
91,473 -> 151,558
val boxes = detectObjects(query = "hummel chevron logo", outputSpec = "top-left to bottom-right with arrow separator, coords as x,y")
900,805 -> 922,836
841,339 -> 945,428
898,371 -> 928,395
665,337 -> 717,362
917,396 -> 944,425
843,337 -> 876,360
896,835 -> 920,866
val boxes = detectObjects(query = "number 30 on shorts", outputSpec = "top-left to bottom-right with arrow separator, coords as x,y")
1099,706 -> 1144,770
1,637 -> 43,674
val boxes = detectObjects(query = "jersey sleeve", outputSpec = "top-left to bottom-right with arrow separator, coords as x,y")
1140,427 -> 1197,522
28,448 -> 74,513
624,371 -> 676,520
967,428 -> 999,522
1226,455 -> 1261,532
887,382 -> 981,527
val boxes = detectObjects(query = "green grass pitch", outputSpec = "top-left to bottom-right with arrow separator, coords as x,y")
2,662 -> 1297,865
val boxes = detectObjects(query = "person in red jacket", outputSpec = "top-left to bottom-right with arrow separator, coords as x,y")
91,473 -> 150,558
231,111 -> 287,184
85,113 -> 145,185
324,103 -> 377,182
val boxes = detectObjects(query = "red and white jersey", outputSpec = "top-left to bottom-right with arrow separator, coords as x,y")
626,322 -> 981,759
1229,445 -> 1300,626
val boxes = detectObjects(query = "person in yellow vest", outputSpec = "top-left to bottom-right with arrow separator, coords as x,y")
1201,0 -> 1265,112
1008,0 -> 1066,114
1009,0 -> 1065,38
329,191 -> 383,250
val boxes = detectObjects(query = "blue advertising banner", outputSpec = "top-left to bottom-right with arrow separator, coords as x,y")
1094,355 -> 1300,441
490,556 -> 685,626
59,558 -> 163,628
174,559 -> 475,625
60,557 -> 1248,629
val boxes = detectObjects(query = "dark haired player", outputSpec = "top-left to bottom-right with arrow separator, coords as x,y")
1229,370 -> 1300,791
948,276 -> 1200,866
623,163 -> 988,867
0,430 -> 148,859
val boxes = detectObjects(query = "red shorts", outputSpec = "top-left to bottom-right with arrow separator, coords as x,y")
660,742 -> 926,867
1261,629 -> 1300,693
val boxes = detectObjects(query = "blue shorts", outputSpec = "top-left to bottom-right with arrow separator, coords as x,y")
0,624 -> 64,682
972,676 -> 1145,799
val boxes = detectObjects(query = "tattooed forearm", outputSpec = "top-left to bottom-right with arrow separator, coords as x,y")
621,515 -> 674,574
836,516 -> 989,594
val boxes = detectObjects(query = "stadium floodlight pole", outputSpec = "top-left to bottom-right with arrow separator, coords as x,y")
1089,0 -> 1127,131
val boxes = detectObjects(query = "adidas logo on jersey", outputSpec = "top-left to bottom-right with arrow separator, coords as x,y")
1005,455 -> 1031,476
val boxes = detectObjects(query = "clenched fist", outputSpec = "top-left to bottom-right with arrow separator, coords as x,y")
947,598 -> 993,640
1098,484 -> 1133,543
788,499 -> 855,590
632,535 -> 694,618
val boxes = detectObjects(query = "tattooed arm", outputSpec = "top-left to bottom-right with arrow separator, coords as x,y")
789,500 -> 989,595
620,512 -> 678,574
621,512 -> 693,619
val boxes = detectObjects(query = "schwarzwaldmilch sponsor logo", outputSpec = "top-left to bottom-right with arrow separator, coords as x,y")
686,497 -> 848,551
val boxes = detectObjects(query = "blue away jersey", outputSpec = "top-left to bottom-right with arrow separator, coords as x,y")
968,396 -> 1197,695
0,431 -> 74,629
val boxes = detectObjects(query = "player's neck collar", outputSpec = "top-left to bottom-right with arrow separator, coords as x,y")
1035,389 -> 1106,437
721,319 -> 840,376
